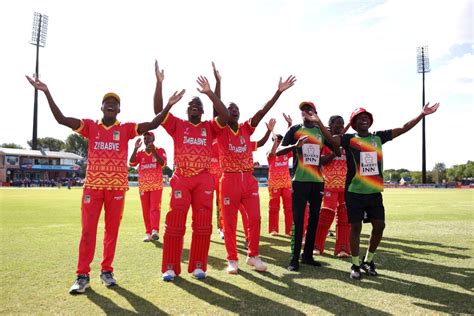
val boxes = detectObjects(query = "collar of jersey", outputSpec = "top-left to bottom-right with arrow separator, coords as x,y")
227,124 -> 240,136
98,119 -> 120,129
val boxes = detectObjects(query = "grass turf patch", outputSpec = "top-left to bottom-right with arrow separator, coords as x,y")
0,188 -> 473,314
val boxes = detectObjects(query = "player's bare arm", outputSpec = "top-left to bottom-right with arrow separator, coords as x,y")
283,112 -> 292,128
153,60 -> 165,115
257,118 -> 276,148
276,135 -> 308,156
197,75 -> 229,126
391,102 -> 440,139
129,139 -> 142,164
25,76 -> 81,130
138,89 -> 185,134
212,62 -> 221,118
302,111 -> 341,148
250,75 -> 297,128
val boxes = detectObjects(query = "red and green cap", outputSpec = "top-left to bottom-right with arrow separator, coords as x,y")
350,107 -> 373,130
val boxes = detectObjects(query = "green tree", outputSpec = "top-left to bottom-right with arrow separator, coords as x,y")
0,143 -> 23,149
28,137 -> 65,151
432,162 -> 447,184
65,134 -> 88,158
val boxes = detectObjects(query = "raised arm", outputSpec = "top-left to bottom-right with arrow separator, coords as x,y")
257,118 -> 276,148
196,76 -> 229,126
276,135 -> 308,156
138,89 -> 185,134
283,113 -> 293,128
26,76 -> 81,130
391,103 -> 440,139
250,75 -> 297,127
153,60 -> 165,115
212,62 -> 221,118
302,111 -> 341,148
129,138 -> 142,164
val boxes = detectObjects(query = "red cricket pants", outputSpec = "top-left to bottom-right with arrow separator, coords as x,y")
268,186 -> 293,234
161,172 -> 213,275
214,173 -> 249,239
314,190 -> 350,255
76,188 -> 126,275
139,189 -> 163,234
220,172 -> 261,261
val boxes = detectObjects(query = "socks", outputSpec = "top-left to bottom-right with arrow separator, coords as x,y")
351,256 -> 360,266
365,251 -> 375,263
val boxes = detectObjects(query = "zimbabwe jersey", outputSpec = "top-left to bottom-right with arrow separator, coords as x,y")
341,130 -> 392,194
216,120 -> 257,173
282,124 -> 325,183
162,113 -> 223,177
267,153 -> 292,189
129,146 -> 167,193
76,119 -> 138,190
321,146 -> 346,192
209,140 -> 221,175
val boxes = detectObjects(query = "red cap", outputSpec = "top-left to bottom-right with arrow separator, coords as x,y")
143,131 -> 155,138
299,101 -> 317,113
350,107 -> 373,130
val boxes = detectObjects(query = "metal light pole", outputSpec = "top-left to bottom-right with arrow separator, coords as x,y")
417,46 -> 430,184
29,12 -> 49,150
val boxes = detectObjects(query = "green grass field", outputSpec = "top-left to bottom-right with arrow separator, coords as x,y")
0,187 -> 473,315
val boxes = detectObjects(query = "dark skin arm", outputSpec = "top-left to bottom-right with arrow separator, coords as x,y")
26,76 -> 81,130
138,90 -> 185,134
153,60 -> 165,115
196,76 -> 229,126
129,138 -> 141,164
256,118 -> 276,148
391,103 -> 440,139
276,135 -> 308,156
250,75 -> 297,127
212,62 -> 221,118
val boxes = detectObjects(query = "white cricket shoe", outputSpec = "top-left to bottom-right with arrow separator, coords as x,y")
246,256 -> 267,272
226,260 -> 239,274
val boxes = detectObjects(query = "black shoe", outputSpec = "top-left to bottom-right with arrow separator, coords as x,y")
100,271 -> 117,287
301,257 -> 322,267
361,261 -> 378,276
69,274 -> 90,294
288,259 -> 299,271
350,264 -> 362,280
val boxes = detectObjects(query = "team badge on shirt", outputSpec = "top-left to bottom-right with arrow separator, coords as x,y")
113,131 -> 120,141
175,191 -> 182,199
239,135 -> 245,145
201,128 -> 207,136
224,197 -> 230,205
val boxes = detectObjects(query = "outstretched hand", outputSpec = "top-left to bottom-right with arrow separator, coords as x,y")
278,75 -> 297,92
422,102 -> 440,116
134,138 -> 142,149
25,76 -> 48,92
266,118 -> 276,132
196,76 -> 211,94
168,89 -> 186,107
212,62 -> 221,82
155,60 -> 165,82
283,113 -> 292,126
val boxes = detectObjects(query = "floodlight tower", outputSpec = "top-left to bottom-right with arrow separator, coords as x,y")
29,12 -> 49,150
417,46 -> 430,184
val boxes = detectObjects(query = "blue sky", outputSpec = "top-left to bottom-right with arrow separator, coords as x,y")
0,0 -> 472,170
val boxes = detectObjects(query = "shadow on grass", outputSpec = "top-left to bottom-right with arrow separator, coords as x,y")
85,286 -> 168,315
173,276 -> 306,315
255,230 -> 474,314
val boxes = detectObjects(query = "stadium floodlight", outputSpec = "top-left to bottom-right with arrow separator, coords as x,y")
417,46 -> 430,184
29,12 -> 49,150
